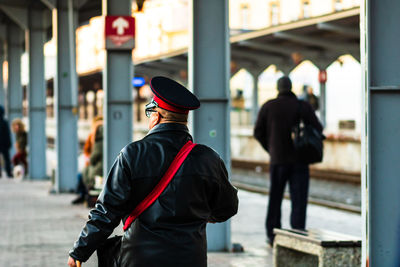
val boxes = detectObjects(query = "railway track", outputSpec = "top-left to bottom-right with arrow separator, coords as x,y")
232,159 -> 360,184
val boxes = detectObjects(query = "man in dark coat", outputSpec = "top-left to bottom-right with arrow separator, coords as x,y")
254,76 -> 322,246
0,105 -> 13,178
68,77 -> 238,267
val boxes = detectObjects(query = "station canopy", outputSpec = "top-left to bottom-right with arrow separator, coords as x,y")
134,7 -> 359,78
0,1 -> 359,80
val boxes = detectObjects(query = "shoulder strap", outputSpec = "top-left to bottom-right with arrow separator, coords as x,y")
123,140 -> 197,231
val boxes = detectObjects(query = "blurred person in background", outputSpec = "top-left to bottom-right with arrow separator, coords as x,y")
11,118 -> 27,177
300,85 -> 319,111
0,106 -> 12,178
254,76 -> 322,246
72,116 -> 103,205
82,119 -> 103,190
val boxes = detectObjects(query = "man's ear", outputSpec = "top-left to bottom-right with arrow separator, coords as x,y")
148,111 -> 162,130
155,111 -> 162,124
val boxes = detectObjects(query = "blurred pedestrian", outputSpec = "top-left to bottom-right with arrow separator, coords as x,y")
72,115 -> 103,205
254,76 -> 322,246
300,85 -> 319,111
0,106 -> 12,178
306,86 -> 319,111
82,115 -> 103,162
81,120 -> 103,190
68,76 -> 238,267
11,118 -> 28,176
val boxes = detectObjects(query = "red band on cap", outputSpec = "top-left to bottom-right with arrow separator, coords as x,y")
153,95 -> 189,114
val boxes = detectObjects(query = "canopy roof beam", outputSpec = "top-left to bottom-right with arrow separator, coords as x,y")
41,0 -> 56,9
138,63 -> 177,76
161,57 -> 187,68
238,40 -> 320,58
0,5 -> 28,30
145,61 -> 183,72
317,22 -> 359,38
274,32 -> 358,54
0,23 -> 6,41
231,48 -> 287,64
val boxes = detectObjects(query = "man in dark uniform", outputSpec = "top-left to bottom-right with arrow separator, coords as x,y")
254,76 -> 322,246
68,76 -> 238,267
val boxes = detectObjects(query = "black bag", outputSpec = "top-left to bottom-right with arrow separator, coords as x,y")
291,101 -> 324,164
97,235 -> 122,267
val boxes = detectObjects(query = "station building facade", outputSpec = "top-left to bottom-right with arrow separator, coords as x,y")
15,0 -> 362,175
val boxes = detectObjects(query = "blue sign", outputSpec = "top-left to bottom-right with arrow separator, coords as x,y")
132,77 -> 145,87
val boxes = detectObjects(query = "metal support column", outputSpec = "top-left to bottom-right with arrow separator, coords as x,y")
28,8 -> 47,180
362,0 -> 400,266
6,22 -> 23,123
189,0 -> 231,251
54,0 -> 78,191
249,70 -> 261,124
319,78 -> 326,127
102,0 -> 133,176
0,43 -> 5,107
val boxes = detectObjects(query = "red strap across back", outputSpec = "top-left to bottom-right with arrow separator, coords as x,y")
123,140 -> 197,231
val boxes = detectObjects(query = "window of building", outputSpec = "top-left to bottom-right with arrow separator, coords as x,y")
301,0 -> 311,19
270,2 -> 279,26
333,0 -> 343,11
240,3 -> 250,30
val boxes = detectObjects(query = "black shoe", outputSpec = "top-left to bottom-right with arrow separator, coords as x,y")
71,195 -> 85,205
267,238 -> 274,248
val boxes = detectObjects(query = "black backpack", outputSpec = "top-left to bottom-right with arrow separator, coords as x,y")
291,101 -> 324,164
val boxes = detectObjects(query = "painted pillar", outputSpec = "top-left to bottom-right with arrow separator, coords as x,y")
189,0 -> 231,251
0,43 -> 5,108
318,69 -> 327,127
250,71 -> 260,124
28,8 -> 47,179
54,0 -> 78,192
362,0 -> 400,266
102,0 -> 133,177
6,22 -> 23,124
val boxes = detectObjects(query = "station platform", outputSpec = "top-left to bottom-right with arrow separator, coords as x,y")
0,175 -> 361,266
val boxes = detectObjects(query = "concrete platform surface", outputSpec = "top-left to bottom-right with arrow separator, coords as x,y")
0,178 -> 361,266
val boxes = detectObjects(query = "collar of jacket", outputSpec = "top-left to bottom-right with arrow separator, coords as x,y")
147,123 -> 191,137
277,91 -> 297,98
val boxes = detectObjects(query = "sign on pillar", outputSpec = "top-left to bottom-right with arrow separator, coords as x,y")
318,69 -> 327,84
105,16 -> 135,50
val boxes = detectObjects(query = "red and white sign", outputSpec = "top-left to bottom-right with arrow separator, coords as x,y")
318,69 -> 327,84
105,16 -> 135,50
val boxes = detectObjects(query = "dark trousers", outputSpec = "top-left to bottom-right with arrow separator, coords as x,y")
12,151 -> 28,173
266,163 -> 309,242
0,148 -> 12,177
76,173 -> 88,197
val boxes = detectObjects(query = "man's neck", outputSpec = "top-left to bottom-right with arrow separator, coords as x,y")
278,90 -> 295,96
159,120 -> 187,126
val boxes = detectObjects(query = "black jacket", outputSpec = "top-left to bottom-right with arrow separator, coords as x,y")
70,123 -> 238,266
254,91 -> 323,164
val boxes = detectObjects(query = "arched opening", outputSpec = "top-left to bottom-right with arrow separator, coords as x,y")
230,68 -> 253,126
289,60 -> 320,97
326,54 -> 361,134
258,65 -> 284,106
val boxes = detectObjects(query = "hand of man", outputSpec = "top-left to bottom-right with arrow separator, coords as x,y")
67,256 -> 77,267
